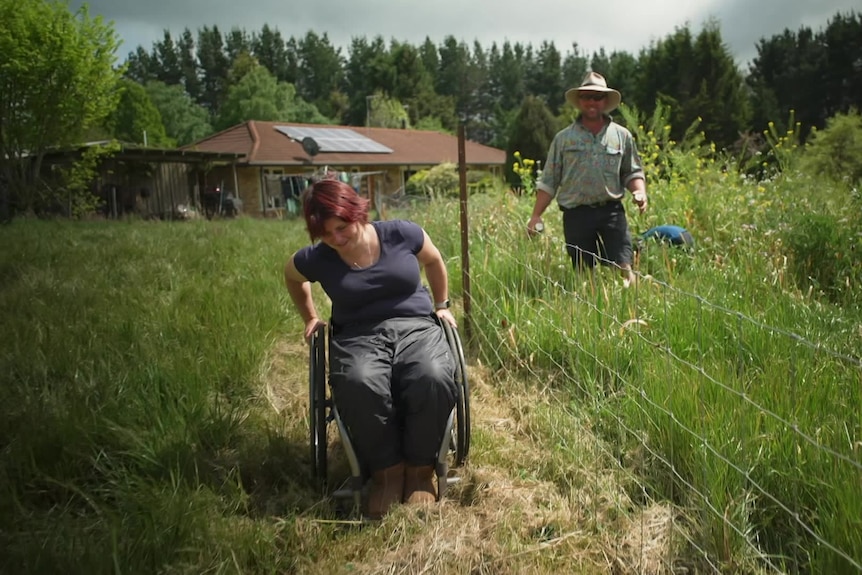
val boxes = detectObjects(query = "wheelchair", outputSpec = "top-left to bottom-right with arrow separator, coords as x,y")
308,316 -> 471,511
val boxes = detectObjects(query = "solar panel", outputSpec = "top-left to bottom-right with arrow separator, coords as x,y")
275,126 -> 393,154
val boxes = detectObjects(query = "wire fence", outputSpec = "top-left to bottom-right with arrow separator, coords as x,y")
462,234 -> 862,573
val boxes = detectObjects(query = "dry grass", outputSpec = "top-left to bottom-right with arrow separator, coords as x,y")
261,336 -> 308,416
260,337 -> 681,574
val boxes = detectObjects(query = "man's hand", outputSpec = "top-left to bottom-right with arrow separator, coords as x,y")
527,217 -> 544,237
633,191 -> 648,214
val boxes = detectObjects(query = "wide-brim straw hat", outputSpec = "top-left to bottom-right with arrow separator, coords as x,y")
565,71 -> 622,114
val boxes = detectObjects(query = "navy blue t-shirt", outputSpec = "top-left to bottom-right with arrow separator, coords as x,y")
293,220 -> 434,326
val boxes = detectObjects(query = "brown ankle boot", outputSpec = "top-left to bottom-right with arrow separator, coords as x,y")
366,462 -> 405,519
403,465 -> 436,505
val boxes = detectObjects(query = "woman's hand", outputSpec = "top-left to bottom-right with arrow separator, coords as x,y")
305,317 -> 326,342
435,308 -> 457,328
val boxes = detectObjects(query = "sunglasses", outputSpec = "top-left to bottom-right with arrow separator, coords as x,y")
579,93 -> 607,101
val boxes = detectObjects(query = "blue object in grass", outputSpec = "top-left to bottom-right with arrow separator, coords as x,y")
640,225 -> 694,247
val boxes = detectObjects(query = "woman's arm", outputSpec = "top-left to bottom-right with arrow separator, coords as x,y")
416,230 -> 457,327
284,255 -> 325,339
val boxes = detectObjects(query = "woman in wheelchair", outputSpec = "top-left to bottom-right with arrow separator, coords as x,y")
283,176 -> 458,519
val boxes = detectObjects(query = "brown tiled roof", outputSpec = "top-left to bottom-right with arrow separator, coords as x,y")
184,121 -> 506,167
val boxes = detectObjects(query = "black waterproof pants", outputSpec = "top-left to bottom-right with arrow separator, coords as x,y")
329,315 -> 457,473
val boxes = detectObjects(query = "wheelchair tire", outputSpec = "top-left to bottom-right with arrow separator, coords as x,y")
309,327 -> 328,485
441,320 -> 470,466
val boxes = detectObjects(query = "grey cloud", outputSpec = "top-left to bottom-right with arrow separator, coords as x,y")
702,0 -> 860,64
71,0 -> 856,63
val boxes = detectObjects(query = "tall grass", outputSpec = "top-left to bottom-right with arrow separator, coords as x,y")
0,218 -> 312,573
1,214 -> 632,573
413,145 -> 861,572
1,132 -> 860,572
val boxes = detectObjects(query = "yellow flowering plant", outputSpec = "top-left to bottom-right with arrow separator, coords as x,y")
512,151 -> 541,195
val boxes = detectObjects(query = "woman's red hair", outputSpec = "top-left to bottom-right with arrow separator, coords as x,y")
302,177 -> 370,241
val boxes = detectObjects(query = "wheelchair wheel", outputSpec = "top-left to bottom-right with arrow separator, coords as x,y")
308,326 -> 328,485
441,320 -> 470,466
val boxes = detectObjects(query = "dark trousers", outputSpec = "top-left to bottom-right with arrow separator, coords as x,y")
329,316 -> 457,472
561,201 -> 633,270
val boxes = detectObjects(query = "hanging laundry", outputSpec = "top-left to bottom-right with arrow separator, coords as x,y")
281,175 -> 307,215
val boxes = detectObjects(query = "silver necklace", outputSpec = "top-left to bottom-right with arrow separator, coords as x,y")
351,225 -> 373,269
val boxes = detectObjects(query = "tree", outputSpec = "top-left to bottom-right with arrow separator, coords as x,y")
821,12 -> 862,119
506,96 -> 560,186
213,65 -> 329,130
411,93 -> 458,134
177,28 -> 202,104
419,37 -> 440,88
687,23 -> 751,148
125,45 -> 158,84
636,22 -> 749,150
227,51 -> 259,86
389,40 -> 450,133
145,81 -> 212,146
106,79 -> 172,147
529,41 -> 564,113
748,12 -> 861,138
197,25 -> 230,114
588,48 -> 641,107
296,31 -> 344,118
561,43 -> 589,101
486,41 -> 530,145
225,27 -> 251,62
635,25 -> 696,121
590,48 -> 612,84
252,24 -> 290,82
154,30 -> 183,85
468,40 -> 493,143
436,36 -> 474,120
343,35 -> 391,126
0,0 -> 122,218
283,36 -> 300,86
801,109 -> 862,185
603,51 -> 640,113
389,40 -> 434,102
366,91 -> 409,129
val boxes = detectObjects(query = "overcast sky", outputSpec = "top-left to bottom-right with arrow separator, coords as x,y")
72,0 -> 857,68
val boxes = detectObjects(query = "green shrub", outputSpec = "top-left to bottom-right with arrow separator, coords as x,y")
801,109 -> 862,185
406,163 -> 459,197
785,213 -> 855,302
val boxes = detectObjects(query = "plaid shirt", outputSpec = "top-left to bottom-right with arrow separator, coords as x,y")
537,119 -> 645,208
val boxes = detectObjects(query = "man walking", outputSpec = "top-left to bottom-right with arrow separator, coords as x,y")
527,72 -> 647,285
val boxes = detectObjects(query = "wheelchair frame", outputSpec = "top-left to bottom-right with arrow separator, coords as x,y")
308,316 -> 471,510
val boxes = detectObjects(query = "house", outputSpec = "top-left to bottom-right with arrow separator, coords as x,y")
184,121 -> 506,217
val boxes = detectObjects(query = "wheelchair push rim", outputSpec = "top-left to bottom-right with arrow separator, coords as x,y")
308,326 -> 328,485
441,319 -> 470,466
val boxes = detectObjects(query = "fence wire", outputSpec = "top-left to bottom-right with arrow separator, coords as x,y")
462,235 -> 862,574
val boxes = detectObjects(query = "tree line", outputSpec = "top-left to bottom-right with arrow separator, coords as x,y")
122,11 -> 861,154
1,1 -> 859,219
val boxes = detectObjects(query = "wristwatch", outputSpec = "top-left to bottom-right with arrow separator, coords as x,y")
434,299 -> 450,310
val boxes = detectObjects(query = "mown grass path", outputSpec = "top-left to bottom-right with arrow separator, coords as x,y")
263,336 -> 673,574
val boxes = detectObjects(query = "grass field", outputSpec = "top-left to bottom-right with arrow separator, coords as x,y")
1,149 -> 860,574
0,216 -> 642,573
